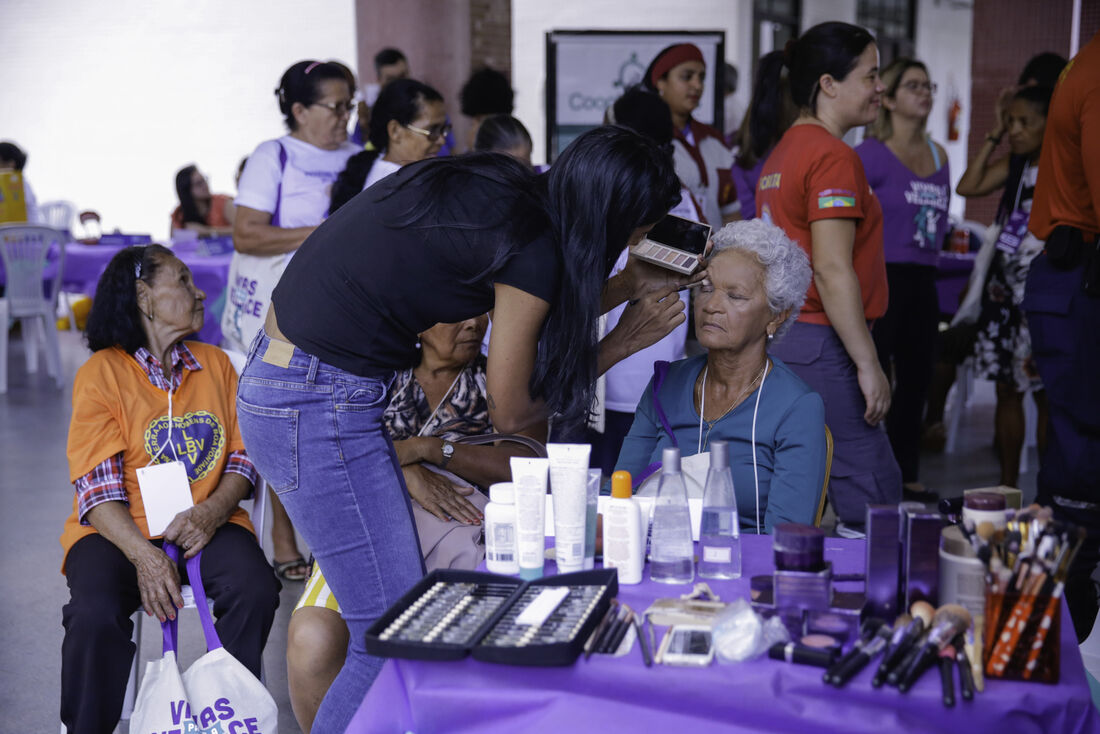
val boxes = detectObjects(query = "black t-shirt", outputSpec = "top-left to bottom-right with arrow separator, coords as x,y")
273,161 -> 560,377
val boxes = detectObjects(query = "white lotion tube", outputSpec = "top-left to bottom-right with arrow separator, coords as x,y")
510,456 -> 550,580
547,443 -> 591,574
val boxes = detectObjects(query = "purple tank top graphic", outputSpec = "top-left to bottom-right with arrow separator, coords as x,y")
856,137 -> 950,267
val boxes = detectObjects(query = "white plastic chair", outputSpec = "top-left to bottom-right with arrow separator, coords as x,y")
37,200 -> 76,232
944,359 -> 975,454
0,224 -> 66,393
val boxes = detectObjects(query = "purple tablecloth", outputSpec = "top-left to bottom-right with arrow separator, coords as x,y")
349,535 -> 1100,734
56,239 -> 232,345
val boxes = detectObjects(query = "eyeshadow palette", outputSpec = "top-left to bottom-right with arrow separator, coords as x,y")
365,568 -> 618,666
630,213 -> 711,274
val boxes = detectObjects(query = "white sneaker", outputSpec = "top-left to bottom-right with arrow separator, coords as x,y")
835,521 -> 867,539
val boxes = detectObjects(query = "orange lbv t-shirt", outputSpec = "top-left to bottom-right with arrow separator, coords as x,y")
755,124 -> 888,325
60,342 -> 252,570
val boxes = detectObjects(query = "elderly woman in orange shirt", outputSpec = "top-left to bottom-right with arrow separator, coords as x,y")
59,245 -> 279,734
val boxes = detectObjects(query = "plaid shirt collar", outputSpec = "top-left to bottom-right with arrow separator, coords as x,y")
133,342 -> 203,392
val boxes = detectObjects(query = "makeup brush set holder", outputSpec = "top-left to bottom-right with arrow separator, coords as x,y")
365,568 -> 618,666
982,584 -> 1060,683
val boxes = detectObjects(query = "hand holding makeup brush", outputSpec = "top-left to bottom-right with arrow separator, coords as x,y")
606,284 -> 687,359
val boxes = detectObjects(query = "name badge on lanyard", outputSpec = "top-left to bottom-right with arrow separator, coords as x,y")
137,386 -> 194,536
995,208 -> 1030,255
137,460 -> 194,536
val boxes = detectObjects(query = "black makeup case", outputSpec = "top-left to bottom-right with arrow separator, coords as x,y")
365,568 -> 618,666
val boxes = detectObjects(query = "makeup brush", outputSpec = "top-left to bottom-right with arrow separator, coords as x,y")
897,605 -> 973,693
633,614 -> 653,667
939,497 -> 963,523
1022,528 -> 1085,679
870,614 -> 913,688
957,518 -> 980,554
953,634 -> 975,700
939,646 -> 956,707
881,602 -> 934,686
968,619 -> 985,693
584,601 -> 619,660
827,618 -> 885,677
987,562 -> 1051,676
604,608 -> 635,655
827,624 -> 893,687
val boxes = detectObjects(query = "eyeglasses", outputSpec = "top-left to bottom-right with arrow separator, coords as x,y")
899,81 -> 937,95
405,122 -> 453,142
313,100 -> 356,115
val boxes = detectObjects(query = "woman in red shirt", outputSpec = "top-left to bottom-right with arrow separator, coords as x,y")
754,22 -> 900,533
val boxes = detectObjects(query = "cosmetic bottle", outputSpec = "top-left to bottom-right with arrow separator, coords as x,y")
485,482 -> 519,575
547,443 -> 590,573
699,440 -> 741,579
650,448 -> 695,584
510,457 -> 549,580
603,470 -> 644,584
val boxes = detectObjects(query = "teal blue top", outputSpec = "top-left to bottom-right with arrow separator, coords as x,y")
613,354 -> 827,534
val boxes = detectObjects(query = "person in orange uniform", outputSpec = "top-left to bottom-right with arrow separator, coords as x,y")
1023,31 -> 1100,642
754,22 -> 901,534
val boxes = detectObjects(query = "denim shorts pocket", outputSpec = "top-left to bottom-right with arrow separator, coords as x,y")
334,379 -> 388,412
235,397 -> 300,495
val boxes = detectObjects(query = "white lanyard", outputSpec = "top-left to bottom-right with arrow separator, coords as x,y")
696,362 -> 769,532
146,384 -> 179,465
136,371 -> 193,536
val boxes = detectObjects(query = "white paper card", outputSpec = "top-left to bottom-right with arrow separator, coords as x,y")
516,587 -> 570,626
137,460 -> 194,536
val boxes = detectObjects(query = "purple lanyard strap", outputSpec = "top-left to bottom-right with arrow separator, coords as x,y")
159,542 -> 223,655
633,360 -> 676,489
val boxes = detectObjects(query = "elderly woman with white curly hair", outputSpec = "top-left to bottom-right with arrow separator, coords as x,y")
613,219 -> 827,533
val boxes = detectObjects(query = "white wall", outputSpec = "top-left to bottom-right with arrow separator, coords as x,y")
512,0 -> 754,165
915,0 -> 973,220
0,0 -> 356,238
801,0 -> 858,32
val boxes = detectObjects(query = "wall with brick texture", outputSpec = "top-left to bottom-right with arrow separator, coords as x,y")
471,0 -> 512,76
965,0 -> 1078,224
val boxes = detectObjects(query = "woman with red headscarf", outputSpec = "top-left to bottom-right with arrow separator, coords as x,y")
644,43 -> 737,227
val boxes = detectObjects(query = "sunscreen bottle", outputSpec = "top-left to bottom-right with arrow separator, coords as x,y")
603,470 -> 644,584
485,482 -> 519,575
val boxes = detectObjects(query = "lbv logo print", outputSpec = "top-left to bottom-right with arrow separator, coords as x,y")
144,411 -> 225,482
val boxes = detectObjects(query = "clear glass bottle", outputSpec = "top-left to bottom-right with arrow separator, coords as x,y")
698,440 -> 742,579
649,447 -> 695,584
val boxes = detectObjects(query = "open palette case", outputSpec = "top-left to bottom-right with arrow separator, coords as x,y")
365,568 -> 618,666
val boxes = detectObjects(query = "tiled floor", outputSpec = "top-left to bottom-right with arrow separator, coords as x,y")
0,328 -> 1037,733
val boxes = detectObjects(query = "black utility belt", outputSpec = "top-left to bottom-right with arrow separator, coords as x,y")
1046,225 -> 1100,297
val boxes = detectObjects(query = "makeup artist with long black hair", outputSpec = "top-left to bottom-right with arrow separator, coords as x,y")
236,125 -> 689,731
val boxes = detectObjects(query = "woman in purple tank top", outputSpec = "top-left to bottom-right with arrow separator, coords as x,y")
856,58 -> 950,498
